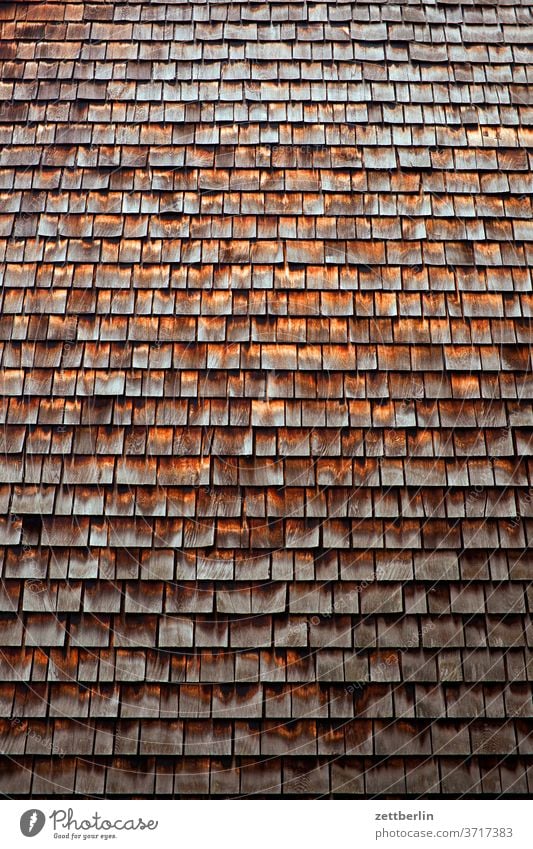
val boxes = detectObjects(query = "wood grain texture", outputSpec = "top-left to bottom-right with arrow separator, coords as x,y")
0,0 -> 532,797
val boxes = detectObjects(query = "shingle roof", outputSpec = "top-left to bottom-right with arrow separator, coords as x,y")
0,0 -> 532,798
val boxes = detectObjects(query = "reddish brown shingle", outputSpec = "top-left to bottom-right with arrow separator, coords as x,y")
0,0 -> 532,799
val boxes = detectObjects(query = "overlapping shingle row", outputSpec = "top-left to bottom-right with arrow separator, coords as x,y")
0,0 -> 532,797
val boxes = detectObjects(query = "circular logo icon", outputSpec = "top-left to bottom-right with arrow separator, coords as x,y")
20,810 -> 46,837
